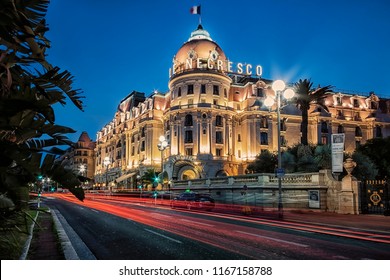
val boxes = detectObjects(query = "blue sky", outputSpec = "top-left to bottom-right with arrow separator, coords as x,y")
45,0 -> 390,142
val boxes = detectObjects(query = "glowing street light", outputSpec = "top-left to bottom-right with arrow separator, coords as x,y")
264,79 -> 295,219
103,156 -> 111,191
157,135 -> 168,190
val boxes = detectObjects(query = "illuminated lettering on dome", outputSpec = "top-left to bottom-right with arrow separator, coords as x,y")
169,58 -> 263,78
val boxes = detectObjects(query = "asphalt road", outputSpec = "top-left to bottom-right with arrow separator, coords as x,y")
44,194 -> 390,260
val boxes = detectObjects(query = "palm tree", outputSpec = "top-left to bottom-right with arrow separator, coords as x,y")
0,0 -> 85,206
293,79 -> 333,145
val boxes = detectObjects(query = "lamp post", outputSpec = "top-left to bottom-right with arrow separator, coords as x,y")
103,156 -> 110,192
264,80 -> 295,219
157,135 -> 168,190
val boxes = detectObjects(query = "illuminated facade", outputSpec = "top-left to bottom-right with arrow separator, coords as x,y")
94,25 -> 390,189
61,131 -> 96,180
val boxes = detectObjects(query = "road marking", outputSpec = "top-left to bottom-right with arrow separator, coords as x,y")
179,219 -> 214,227
144,228 -> 183,244
90,209 -> 99,213
236,230 -> 309,248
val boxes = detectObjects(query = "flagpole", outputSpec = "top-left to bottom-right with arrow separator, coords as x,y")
199,14 -> 202,25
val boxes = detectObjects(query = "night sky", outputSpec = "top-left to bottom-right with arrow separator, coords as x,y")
45,0 -> 390,141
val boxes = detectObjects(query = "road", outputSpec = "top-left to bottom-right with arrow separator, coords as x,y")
43,193 -> 390,260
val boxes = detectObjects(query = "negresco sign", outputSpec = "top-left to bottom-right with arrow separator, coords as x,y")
169,58 -> 263,78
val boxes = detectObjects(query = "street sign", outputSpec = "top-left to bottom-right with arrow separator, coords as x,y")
276,168 -> 285,178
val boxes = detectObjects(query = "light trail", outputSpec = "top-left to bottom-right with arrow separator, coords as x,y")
44,193 -> 390,259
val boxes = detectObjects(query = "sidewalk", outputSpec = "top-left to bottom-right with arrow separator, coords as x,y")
26,210 -> 65,260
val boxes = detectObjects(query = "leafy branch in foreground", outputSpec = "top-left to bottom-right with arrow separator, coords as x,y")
0,0 -> 86,205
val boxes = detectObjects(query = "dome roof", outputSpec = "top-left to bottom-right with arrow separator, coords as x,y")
172,25 -> 227,71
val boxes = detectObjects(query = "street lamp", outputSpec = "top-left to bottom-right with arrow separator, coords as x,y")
264,79 -> 295,219
103,156 -> 110,191
157,135 -> 168,190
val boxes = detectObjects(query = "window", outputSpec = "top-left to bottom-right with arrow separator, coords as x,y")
213,85 -> 219,95
187,84 -> 194,95
216,131 -> 223,144
353,99 -> 359,108
280,135 -> 287,147
141,127 -> 146,137
131,146 -> 135,156
321,121 -> 328,133
185,130 -> 193,143
216,148 -> 222,156
260,132 -> 268,145
185,148 -> 193,156
184,114 -> 193,126
260,116 -> 268,128
257,88 -> 264,97
216,115 -> 223,127
336,96 -> 342,106
280,118 -> 287,131
354,112 -> 361,121
238,134 -> 241,142
355,126 -> 362,137
224,88 -> 227,98
337,125 -> 344,133
201,84 -> 206,94
213,99 -> 218,105
321,135 -> 328,145
178,87 -> 181,97
141,141 -> 145,151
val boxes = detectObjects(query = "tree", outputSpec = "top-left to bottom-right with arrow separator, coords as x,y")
314,144 -> 332,170
356,137 -> 390,179
351,151 -> 378,181
0,0 -> 85,206
247,150 -> 277,173
141,169 -> 159,190
293,79 -> 333,145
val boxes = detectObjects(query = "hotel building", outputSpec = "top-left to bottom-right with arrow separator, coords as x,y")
94,24 -> 390,189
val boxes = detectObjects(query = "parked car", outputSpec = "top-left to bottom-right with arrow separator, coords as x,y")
170,192 -> 215,211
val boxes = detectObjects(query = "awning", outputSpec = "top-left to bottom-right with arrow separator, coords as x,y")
115,172 -> 136,183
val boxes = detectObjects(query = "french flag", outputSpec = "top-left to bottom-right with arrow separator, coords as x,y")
190,5 -> 201,15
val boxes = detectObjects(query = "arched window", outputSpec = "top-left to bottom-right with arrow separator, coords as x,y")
184,114 -> 193,126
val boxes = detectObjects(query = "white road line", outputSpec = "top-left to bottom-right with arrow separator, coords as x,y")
91,209 -> 99,213
236,230 -> 309,248
144,228 -> 183,244
179,219 -> 214,227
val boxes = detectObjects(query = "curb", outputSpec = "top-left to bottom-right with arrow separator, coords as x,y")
51,209 -> 80,260
19,211 -> 39,260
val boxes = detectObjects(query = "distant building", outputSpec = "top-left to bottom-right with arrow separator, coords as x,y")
94,24 -> 390,190
61,131 -> 96,181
